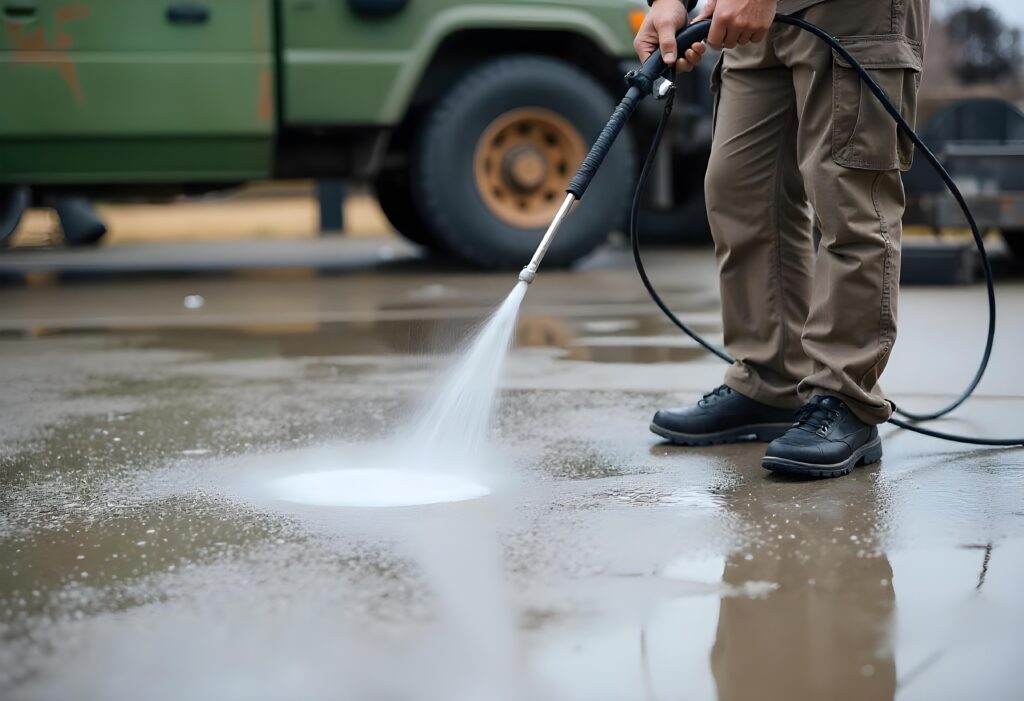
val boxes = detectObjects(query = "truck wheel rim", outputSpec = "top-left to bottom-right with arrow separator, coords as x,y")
473,108 -> 586,229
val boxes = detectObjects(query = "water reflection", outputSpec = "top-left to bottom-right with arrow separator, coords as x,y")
13,309 -> 725,369
516,313 -> 720,364
534,449 -> 897,700
710,467 -> 896,701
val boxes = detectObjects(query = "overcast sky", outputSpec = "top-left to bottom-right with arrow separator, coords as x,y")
986,1 -> 1023,26
934,0 -> 1024,27
691,2 -> 1024,30
688,2 -> 1024,28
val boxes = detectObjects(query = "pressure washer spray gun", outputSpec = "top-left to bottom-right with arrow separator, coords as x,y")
518,18 -> 710,285
517,15 -> 1024,448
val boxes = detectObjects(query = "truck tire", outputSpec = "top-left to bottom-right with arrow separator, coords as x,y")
1,185 -> 30,247
374,168 -> 440,249
413,56 -> 636,269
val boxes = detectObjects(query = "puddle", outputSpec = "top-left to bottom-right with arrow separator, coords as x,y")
272,469 -> 490,508
579,320 -> 639,333
12,305 -> 722,365
562,344 -> 708,364
5,260 -> 1024,700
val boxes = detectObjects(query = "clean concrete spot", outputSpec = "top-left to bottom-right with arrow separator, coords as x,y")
272,468 -> 490,507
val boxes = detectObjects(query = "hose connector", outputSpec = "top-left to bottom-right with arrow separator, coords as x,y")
518,265 -> 537,284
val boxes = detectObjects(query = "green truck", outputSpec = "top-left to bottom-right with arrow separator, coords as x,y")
1,0 -> 713,267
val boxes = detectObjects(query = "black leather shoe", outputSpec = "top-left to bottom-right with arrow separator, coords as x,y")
651,385 -> 798,446
762,396 -> 882,478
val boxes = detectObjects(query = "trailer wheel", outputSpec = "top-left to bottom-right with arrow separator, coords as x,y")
1004,231 -> 1024,265
374,167 -> 441,249
1,185 -> 30,247
56,198 -> 107,246
636,145 -> 712,245
637,190 -> 711,245
413,56 -> 636,269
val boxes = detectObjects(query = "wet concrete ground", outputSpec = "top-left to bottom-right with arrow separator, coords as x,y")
2,239 -> 1023,700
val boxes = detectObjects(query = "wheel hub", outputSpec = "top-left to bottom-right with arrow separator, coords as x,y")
503,145 -> 548,192
474,108 -> 586,229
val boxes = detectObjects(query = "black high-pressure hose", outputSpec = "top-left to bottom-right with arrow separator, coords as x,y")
621,17 -> 1022,447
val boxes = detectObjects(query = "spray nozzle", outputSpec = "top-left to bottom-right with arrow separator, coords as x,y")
518,266 -> 537,284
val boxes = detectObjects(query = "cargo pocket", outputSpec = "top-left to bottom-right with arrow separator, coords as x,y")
832,34 -> 923,171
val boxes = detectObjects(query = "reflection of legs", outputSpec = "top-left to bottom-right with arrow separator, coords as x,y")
712,548 -> 896,700
706,42 -> 814,410
711,474 -> 896,701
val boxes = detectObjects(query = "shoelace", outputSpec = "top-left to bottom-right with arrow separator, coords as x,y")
795,400 -> 842,434
698,385 -> 732,406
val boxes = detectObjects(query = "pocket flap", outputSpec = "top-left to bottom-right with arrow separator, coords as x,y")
833,34 -> 923,72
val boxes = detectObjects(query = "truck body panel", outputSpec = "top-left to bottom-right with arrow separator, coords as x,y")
1,0 -> 275,183
280,0 -> 639,125
0,0 -> 641,186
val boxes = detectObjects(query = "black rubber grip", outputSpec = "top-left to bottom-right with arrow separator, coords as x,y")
566,88 -> 642,199
638,19 -> 712,86
566,20 -> 713,200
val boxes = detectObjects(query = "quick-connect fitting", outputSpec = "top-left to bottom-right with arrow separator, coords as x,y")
518,265 -> 537,284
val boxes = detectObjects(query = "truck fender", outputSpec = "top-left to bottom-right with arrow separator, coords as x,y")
380,4 -> 629,123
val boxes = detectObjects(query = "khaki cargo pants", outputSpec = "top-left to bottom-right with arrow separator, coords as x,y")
707,0 -> 929,424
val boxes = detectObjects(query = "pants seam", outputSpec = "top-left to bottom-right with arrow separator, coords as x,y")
864,171 -> 893,381
770,100 -> 802,394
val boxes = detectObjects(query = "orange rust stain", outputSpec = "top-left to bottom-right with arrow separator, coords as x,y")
4,22 -> 46,52
55,6 -> 89,24
257,69 -> 274,125
4,4 -> 90,104
251,0 -> 268,53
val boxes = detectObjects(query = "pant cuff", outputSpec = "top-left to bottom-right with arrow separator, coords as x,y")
724,363 -> 803,410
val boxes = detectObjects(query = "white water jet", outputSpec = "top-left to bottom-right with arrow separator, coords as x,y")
273,281 -> 528,508
409,280 -> 528,469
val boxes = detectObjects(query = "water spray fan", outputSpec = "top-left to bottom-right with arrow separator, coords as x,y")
518,15 -> 1024,448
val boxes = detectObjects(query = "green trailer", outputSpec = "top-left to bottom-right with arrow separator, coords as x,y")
3,0 -> 713,267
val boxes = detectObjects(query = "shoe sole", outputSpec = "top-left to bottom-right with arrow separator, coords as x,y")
650,422 -> 793,446
761,436 -> 883,479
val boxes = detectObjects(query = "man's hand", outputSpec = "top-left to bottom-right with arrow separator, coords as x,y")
633,0 -> 779,72
706,0 -> 777,49
633,0 -> 707,74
